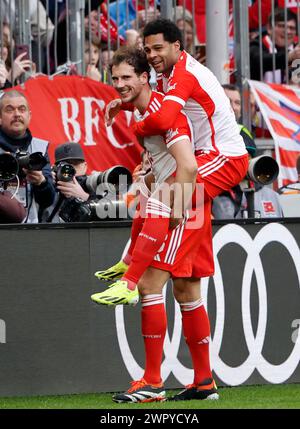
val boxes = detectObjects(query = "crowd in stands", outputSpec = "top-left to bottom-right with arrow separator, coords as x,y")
0,0 -> 300,223
1,1 -> 299,85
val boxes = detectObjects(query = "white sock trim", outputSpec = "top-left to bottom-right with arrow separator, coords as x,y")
180,299 -> 203,312
142,294 -> 164,307
146,198 -> 171,217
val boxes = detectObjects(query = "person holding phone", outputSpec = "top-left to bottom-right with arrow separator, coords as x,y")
9,45 -> 35,84
0,39 -> 35,87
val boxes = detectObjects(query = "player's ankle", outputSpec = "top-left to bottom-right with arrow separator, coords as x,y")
123,254 -> 132,265
122,278 -> 137,291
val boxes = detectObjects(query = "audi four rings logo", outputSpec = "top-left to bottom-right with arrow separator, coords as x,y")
116,223 -> 300,386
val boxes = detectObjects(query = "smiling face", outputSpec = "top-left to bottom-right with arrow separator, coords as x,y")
143,33 -> 181,75
0,95 -> 31,138
268,19 -> 297,48
111,62 -> 148,104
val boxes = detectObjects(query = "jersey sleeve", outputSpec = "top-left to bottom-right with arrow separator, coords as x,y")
133,68 -> 197,137
164,112 -> 192,149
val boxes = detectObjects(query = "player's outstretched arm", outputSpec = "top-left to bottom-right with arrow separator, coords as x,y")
105,99 -> 136,126
133,99 -> 183,137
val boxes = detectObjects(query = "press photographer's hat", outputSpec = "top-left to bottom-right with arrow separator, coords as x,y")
55,142 -> 85,164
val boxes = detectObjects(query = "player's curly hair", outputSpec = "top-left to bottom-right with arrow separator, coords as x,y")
143,19 -> 184,50
109,47 -> 151,80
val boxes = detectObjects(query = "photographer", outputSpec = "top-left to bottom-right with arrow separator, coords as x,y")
0,90 -> 55,222
54,142 -> 91,202
46,142 -> 96,223
45,141 -> 133,223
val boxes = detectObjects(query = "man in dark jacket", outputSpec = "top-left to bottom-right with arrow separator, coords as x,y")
250,8 -> 300,83
0,90 -> 55,222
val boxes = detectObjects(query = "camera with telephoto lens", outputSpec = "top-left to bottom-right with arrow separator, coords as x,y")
58,165 -> 132,222
59,196 -> 130,222
0,148 -> 48,181
83,165 -> 132,196
247,155 -> 279,185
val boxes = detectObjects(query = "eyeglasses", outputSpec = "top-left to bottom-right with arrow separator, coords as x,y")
275,22 -> 297,31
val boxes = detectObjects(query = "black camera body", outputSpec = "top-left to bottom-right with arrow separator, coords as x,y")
59,197 -> 94,222
0,149 -> 47,181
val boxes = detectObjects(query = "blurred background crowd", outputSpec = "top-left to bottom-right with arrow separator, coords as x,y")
0,0 -> 300,223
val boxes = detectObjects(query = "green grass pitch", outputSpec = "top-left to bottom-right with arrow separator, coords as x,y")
0,384 -> 299,409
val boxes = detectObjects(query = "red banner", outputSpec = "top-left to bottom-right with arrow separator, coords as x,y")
15,75 -> 142,174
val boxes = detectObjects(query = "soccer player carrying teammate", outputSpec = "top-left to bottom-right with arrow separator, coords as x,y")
92,19 -> 249,402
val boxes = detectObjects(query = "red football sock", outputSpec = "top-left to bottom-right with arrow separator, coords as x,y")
180,299 -> 213,385
123,181 -> 149,266
123,207 -> 144,266
141,294 -> 167,385
123,198 -> 171,285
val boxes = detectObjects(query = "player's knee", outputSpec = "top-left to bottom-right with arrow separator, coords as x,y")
173,278 -> 201,304
137,278 -> 162,297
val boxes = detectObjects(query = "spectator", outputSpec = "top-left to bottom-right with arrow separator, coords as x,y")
0,57 -> 10,90
250,8 -> 300,83
125,29 -> 143,49
133,7 -> 160,32
1,22 -> 13,47
1,1 -> 54,72
84,34 -> 102,82
100,46 -> 116,84
0,30 -> 35,87
222,84 -> 257,155
175,6 -> 200,55
45,142 -> 98,223
222,83 -> 242,120
52,0 -> 103,69
0,90 -> 55,223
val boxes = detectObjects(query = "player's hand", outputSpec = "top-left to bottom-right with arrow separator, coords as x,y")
105,98 -> 122,126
